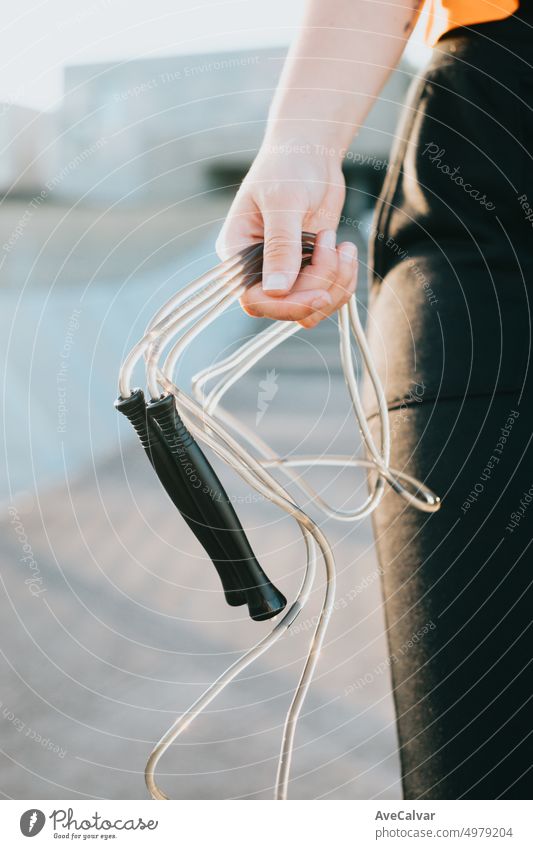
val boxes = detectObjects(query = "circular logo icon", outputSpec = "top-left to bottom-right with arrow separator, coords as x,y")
20,810 -> 46,837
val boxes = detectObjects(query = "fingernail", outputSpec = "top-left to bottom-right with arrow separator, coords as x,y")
263,273 -> 292,291
340,243 -> 357,260
310,293 -> 332,310
322,229 -> 337,249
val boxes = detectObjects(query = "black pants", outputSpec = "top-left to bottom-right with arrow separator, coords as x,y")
363,12 -> 533,799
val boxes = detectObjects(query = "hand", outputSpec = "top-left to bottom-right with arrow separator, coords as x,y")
216,139 -> 358,328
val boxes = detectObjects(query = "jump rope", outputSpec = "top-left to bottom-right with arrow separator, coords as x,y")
116,231 -> 440,800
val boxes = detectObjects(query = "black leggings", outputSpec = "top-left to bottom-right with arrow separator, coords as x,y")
363,12 -> 533,799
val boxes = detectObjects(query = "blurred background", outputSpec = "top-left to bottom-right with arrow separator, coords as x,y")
0,0 -> 428,799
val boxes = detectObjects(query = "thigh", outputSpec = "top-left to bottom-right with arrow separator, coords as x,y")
368,392 -> 533,799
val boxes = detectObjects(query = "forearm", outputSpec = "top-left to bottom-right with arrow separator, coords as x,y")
265,0 -> 422,155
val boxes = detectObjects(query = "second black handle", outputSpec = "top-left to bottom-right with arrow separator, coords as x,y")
116,389 -> 247,608
147,395 -> 287,621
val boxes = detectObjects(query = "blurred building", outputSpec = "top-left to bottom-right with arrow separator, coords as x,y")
1,48 -> 413,207
0,104 -> 58,197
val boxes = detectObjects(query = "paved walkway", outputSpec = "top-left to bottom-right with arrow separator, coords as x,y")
0,199 -> 401,799
0,312 -> 402,800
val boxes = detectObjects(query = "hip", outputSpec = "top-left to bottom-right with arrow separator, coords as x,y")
364,16 -> 533,412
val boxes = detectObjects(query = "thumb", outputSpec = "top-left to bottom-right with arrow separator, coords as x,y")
261,210 -> 304,294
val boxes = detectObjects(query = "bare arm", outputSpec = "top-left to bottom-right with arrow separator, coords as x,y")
217,0 -> 422,327
267,0 -> 421,149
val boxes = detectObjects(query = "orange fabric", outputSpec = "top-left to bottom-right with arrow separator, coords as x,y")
422,0 -> 519,44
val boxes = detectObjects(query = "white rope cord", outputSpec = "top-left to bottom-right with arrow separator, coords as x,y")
118,235 -> 440,802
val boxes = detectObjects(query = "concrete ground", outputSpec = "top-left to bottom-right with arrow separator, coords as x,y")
0,199 -> 402,800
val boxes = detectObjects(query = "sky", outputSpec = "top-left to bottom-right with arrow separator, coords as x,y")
2,0 -> 429,112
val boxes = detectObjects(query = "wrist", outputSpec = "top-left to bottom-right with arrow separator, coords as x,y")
261,127 -> 353,168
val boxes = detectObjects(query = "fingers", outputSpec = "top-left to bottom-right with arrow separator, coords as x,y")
241,286 -> 333,322
240,230 -> 357,323
221,207 -> 358,326
299,227 -> 339,292
261,210 -> 305,294
299,241 -> 358,329
252,224 -> 338,303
